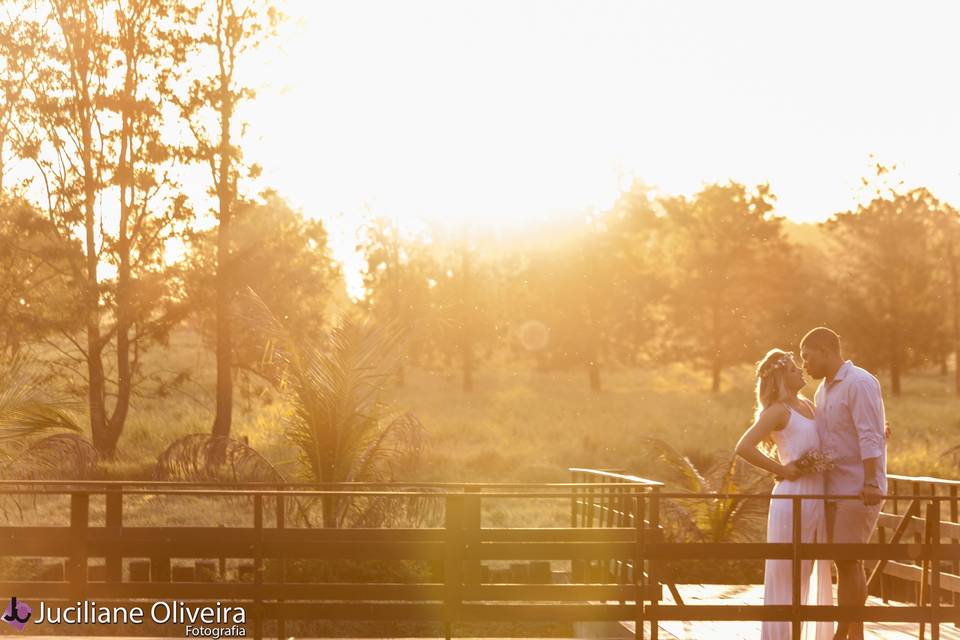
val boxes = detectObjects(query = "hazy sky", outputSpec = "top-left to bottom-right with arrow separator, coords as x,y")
242,0 -> 960,234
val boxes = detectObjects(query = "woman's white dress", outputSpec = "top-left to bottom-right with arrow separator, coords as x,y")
762,406 -> 834,640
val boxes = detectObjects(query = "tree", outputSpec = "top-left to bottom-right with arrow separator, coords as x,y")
825,184 -> 944,395
938,203 -> 960,396
661,182 -> 793,392
359,217 -> 434,385
428,234 -> 498,392
174,0 -> 281,442
15,0 -> 192,456
184,191 -> 341,373
243,292 -> 425,528
0,197 -> 84,357
598,181 -> 668,368
109,0 -> 196,443
516,231 -> 615,391
0,0 -> 43,194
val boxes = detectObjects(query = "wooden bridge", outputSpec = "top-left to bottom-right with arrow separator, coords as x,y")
0,472 -> 955,639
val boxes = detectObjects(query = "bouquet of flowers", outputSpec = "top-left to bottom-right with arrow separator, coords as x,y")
794,449 -> 835,473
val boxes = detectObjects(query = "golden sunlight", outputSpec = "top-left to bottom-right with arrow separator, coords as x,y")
5,3 -> 960,635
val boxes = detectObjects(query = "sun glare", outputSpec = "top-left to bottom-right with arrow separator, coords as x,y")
228,0 -> 960,250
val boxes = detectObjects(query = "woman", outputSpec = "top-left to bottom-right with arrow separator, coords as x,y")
735,349 -> 833,640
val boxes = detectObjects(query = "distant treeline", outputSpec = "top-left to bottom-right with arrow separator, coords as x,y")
359,176 -> 959,398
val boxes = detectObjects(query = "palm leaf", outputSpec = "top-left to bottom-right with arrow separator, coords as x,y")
0,358 -> 80,444
238,288 -> 424,528
2,433 -> 97,480
638,436 -> 709,492
638,440 -> 772,544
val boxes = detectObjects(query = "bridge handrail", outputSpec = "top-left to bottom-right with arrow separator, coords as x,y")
888,473 -> 960,487
0,472 -> 954,640
568,468 -> 664,486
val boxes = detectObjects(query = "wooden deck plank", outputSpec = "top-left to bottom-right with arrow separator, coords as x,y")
616,584 -> 960,640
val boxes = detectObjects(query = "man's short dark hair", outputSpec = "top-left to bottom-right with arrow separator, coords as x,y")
800,327 -> 841,354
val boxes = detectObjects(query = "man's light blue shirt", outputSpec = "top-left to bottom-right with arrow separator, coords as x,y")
813,360 -> 887,497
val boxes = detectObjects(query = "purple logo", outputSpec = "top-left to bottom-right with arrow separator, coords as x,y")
3,597 -> 32,630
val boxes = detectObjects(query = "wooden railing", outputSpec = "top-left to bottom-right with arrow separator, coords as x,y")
3,476 -> 960,640
572,468 -> 960,640
0,480 -> 661,640
876,474 -> 960,631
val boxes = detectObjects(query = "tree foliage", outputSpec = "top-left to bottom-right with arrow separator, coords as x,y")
824,184 -> 944,395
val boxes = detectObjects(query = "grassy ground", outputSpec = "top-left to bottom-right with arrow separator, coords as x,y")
7,337 -> 960,615
65,324 -> 960,532
19,326 -> 960,528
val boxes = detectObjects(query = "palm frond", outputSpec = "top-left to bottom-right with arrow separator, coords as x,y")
1,433 -> 98,480
153,433 -> 313,526
154,433 -> 287,483
0,358 -> 80,444
637,442 -> 772,544
638,436 -> 709,492
238,288 -> 424,528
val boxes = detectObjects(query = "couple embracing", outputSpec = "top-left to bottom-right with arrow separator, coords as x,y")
735,327 -> 888,640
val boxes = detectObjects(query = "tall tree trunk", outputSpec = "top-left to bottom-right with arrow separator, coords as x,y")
586,319 -> 602,392
462,338 -> 474,392
211,71 -> 234,441
950,238 -> 960,396
75,41 -> 110,456
711,358 -> 722,394
0,130 -> 5,195
890,330 -> 902,396
390,239 -> 405,387
460,244 -> 473,392
212,212 -> 233,438
106,64 -> 136,457
710,301 -> 722,393
588,359 -> 601,393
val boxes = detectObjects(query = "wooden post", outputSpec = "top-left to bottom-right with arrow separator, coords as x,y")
586,482 -> 596,580
253,494 -> 263,640
276,487 -> 286,640
444,494 -> 464,640
791,496 -> 802,640
610,476 -> 616,525
648,486 -> 660,640
69,492 -> 89,599
950,485 -> 958,626
931,499 -> 941,640
604,477 -> 614,581
570,470 -> 579,528
915,483 -> 923,607
570,471 -> 582,582
634,491 -> 646,640
617,487 -> 633,604
920,496 -> 932,640
105,488 -> 123,583
878,525 -> 887,603
218,523 -> 227,580
463,486 -> 482,586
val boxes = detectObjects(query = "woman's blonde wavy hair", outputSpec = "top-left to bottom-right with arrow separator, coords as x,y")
754,348 -> 796,420
753,348 -> 796,455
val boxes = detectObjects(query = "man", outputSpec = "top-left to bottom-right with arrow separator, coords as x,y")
800,327 -> 887,640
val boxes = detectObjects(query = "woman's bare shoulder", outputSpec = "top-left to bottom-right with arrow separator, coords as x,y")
758,402 -> 790,430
